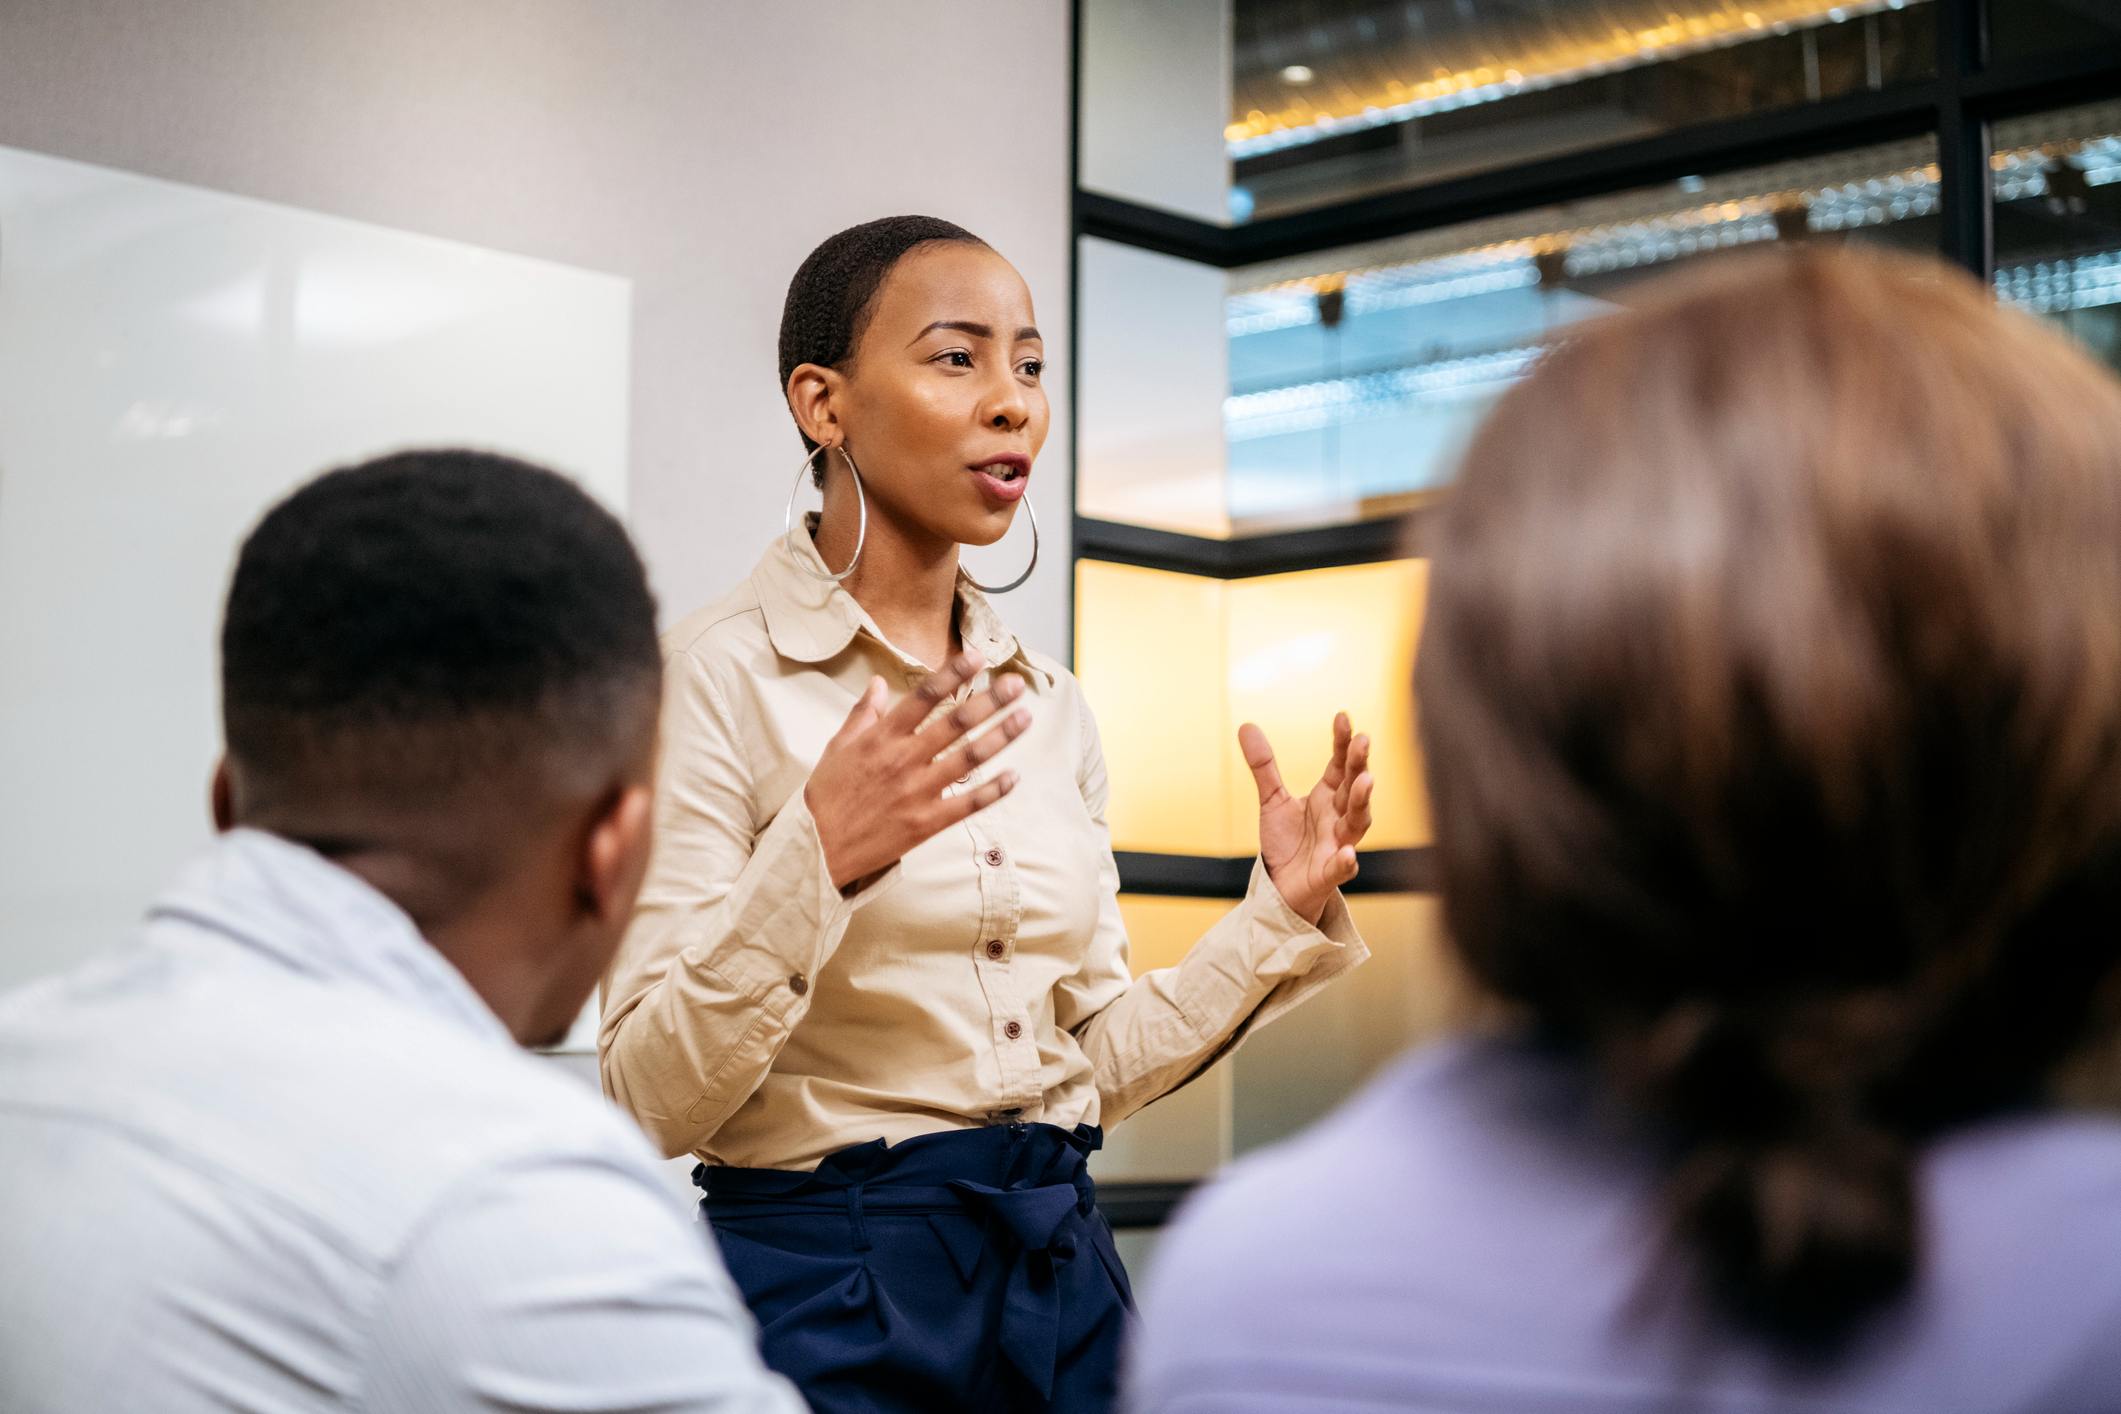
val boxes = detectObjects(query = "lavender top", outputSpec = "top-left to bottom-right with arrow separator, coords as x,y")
1127,1033 -> 2121,1413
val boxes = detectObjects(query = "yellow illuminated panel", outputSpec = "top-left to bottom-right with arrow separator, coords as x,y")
1115,894 -> 1233,978
1076,556 -> 1431,858
1119,893 -> 1467,1043
1074,561 -> 1240,855
1343,893 -> 1469,1053
1103,893 -> 1243,1182
1231,893 -> 1470,1151
1113,893 -> 1474,1155
1224,560 -> 1430,852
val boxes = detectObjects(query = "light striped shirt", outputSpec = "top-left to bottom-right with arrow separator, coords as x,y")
0,828 -> 805,1413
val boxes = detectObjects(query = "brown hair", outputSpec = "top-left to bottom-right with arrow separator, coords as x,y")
1417,247 -> 2121,1343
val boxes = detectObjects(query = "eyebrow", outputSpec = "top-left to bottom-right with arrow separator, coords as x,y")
909,320 -> 1044,345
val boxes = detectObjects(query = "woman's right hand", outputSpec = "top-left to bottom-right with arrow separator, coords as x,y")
805,650 -> 1031,892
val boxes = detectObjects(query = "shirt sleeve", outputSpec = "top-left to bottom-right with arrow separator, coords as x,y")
363,1154 -> 807,1414
599,645 -> 897,1157
1053,698 -> 1369,1127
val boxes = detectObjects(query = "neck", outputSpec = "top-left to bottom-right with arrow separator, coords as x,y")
260,817 -> 558,1047
812,461 -> 962,669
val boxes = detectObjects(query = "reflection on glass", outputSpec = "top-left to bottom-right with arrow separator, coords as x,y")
1080,0 -> 1938,227
1994,103 -> 2121,374
1075,559 -> 1431,856
1224,137 -> 1940,530
1990,0 -> 2121,60
1232,0 -> 1935,218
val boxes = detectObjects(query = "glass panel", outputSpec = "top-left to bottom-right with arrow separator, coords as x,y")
1079,0 -> 1936,226
1094,893 -> 1469,1187
1079,0 -> 1234,224
1990,0 -> 2121,60
1111,1228 -> 1167,1287
1994,102 -> 2121,375
1075,559 -> 1431,856
1077,237 -> 1233,536
1232,894 -> 1465,1153
1074,561 -> 1239,855
1224,562 -> 1430,850
1094,895 -> 1239,1185
1224,136 -> 1941,531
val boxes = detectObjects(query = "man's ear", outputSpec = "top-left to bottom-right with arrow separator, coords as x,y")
580,783 -> 654,927
785,363 -> 845,451
210,757 -> 236,833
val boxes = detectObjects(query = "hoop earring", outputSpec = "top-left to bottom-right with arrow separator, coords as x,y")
785,444 -> 866,582
962,495 -> 1039,595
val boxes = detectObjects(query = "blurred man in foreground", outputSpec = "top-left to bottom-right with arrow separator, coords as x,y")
0,450 -> 805,1413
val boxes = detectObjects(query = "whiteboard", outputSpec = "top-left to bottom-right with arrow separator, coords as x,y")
0,145 -> 631,1051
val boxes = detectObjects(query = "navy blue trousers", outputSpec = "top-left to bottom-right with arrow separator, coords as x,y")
700,1123 -> 1132,1414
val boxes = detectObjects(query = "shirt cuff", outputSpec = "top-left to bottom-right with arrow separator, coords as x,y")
1200,858 -> 1369,1048
1235,857 -> 1365,984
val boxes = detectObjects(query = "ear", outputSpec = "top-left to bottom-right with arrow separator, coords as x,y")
785,362 -> 846,450
579,783 -> 654,928
210,757 -> 236,833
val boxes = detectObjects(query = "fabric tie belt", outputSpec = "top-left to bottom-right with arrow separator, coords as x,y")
699,1123 -> 1112,1400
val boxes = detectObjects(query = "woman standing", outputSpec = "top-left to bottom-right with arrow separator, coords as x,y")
599,216 -> 1374,1414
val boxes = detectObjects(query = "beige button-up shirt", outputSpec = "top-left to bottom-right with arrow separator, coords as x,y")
599,532 -> 1368,1171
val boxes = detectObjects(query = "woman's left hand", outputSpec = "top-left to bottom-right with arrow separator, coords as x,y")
1242,712 -> 1374,927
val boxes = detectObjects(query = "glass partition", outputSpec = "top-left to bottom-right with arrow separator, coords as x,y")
1990,0 -> 2121,61
1080,0 -> 1938,226
1994,101 -> 2121,373
1207,137 -> 1939,533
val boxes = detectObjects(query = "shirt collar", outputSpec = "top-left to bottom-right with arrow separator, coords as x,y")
751,521 -> 1055,688
148,828 -> 513,1045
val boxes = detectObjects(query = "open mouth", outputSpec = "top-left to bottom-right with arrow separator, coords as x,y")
969,457 -> 1031,499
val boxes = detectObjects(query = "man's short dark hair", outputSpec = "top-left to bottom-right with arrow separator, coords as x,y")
221,449 -> 660,814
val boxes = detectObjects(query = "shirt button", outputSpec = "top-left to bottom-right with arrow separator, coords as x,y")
1004,1020 -> 1023,1040
788,973 -> 809,997
985,940 -> 1006,960
984,846 -> 1005,867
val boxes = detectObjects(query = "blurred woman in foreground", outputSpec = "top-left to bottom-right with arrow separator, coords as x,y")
1127,247 -> 2121,1413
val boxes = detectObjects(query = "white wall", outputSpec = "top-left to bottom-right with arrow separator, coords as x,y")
0,0 -> 1074,657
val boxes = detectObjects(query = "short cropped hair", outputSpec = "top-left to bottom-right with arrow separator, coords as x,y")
778,214 -> 987,480
1418,248 -> 2121,1345
221,449 -> 660,816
